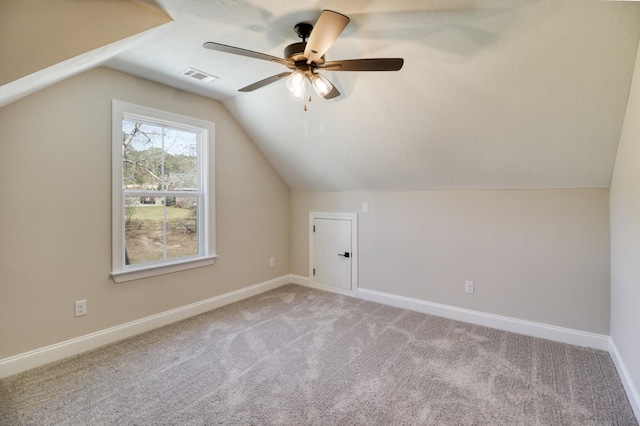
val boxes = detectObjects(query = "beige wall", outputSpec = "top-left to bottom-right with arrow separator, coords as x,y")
0,67 -> 290,359
292,189 -> 610,334
0,62 -> 618,364
610,39 -> 640,404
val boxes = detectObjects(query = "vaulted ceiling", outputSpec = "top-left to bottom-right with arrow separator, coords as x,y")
2,0 -> 640,190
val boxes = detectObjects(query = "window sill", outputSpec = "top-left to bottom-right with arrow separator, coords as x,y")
111,255 -> 218,283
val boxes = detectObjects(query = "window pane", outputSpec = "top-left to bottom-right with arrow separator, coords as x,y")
165,129 -> 198,191
124,196 -> 198,266
124,196 -> 164,265
166,197 -> 199,259
122,121 -> 198,192
122,121 -> 164,191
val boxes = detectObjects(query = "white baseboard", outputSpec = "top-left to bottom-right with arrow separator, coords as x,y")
609,338 -> 640,421
289,274 -> 309,286
292,275 -> 608,350
290,274 -> 357,297
0,275 -> 291,379
357,287 -> 609,350
0,274 -> 615,379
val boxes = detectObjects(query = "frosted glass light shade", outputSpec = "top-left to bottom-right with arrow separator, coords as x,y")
286,69 -> 307,100
309,72 -> 333,97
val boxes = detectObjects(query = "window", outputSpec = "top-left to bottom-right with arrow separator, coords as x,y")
111,101 -> 216,283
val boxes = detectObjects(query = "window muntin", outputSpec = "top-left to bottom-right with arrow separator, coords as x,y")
112,101 -> 215,283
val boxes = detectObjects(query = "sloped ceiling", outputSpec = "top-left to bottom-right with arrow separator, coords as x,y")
4,1 -> 640,191
0,0 -> 172,107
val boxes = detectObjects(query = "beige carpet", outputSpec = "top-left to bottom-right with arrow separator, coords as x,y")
0,284 -> 636,425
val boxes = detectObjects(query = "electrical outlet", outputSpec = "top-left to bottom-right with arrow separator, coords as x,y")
464,281 -> 474,295
75,300 -> 87,317
269,257 -> 276,268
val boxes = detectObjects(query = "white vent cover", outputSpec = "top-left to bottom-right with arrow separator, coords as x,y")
182,68 -> 219,83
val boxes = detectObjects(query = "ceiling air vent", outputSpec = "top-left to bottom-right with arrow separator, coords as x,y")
182,68 -> 219,83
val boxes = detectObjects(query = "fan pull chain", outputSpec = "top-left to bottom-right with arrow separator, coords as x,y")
304,95 -> 312,111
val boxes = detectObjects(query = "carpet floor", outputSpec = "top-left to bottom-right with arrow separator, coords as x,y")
0,284 -> 637,425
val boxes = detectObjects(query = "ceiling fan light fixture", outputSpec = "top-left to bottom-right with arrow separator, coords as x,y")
203,10 -> 403,99
309,71 -> 333,98
286,68 -> 307,100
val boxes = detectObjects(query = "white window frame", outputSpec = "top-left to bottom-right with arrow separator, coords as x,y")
111,100 -> 216,283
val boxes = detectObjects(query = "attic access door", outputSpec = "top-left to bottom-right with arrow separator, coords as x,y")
309,212 -> 358,297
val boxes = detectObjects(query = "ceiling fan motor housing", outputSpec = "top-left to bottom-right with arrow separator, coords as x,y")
284,42 -> 324,65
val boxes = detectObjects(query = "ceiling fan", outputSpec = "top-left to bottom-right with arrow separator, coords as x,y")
203,10 -> 404,101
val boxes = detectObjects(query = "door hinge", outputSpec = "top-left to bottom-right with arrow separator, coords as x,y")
313,225 -> 315,232
313,268 -> 315,276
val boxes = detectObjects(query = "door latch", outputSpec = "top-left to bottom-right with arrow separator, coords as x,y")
338,252 -> 350,258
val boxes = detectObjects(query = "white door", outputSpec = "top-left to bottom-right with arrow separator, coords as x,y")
313,218 -> 352,290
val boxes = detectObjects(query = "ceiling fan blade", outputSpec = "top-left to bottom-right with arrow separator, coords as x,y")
203,42 -> 294,68
320,58 -> 404,72
238,72 -> 292,92
323,85 -> 341,100
304,10 -> 350,64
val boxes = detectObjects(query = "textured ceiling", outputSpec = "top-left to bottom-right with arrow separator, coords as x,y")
5,0 -> 640,190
